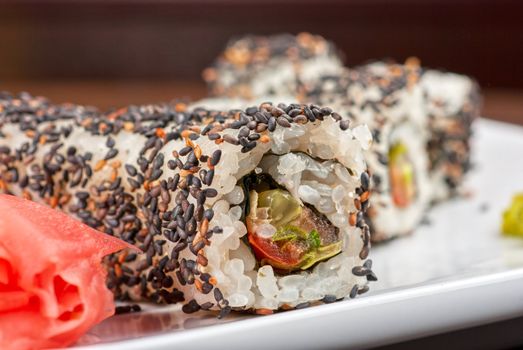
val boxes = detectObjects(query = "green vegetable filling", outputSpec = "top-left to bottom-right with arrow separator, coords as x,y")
389,142 -> 416,208
249,187 -> 342,271
502,193 -> 523,238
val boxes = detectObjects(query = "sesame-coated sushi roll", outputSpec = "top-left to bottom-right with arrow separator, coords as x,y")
303,60 -> 433,242
203,32 -> 344,99
420,70 -> 481,201
0,92 -> 374,315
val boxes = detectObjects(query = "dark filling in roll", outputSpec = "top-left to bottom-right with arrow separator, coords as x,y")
240,173 -> 342,273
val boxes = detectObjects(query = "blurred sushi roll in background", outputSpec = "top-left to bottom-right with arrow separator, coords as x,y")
204,33 -> 482,242
202,33 -> 344,99
0,92 -> 374,315
420,70 -> 481,201
302,60 -> 433,241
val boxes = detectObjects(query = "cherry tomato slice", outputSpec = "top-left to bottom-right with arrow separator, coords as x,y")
247,233 -> 303,271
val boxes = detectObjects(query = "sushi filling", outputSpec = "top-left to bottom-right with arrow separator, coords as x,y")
242,173 -> 342,272
389,142 -> 416,208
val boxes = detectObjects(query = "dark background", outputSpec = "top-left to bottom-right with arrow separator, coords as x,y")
1,0 -> 523,123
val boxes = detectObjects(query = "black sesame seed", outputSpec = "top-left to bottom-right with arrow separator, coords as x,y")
339,120 -> 351,131
75,191 -> 90,201
256,123 -> 268,133
106,136 -> 115,148
214,288 -> 223,302
161,188 -> 171,204
293,115 -> 308,124
268,117 -> 276,132
304,107 -> 316,121
359,245 -> 370,260
352,266 -> 371,277
331,112 -> 342,121
239,137 -> 249,147
276,116 -> 291,128
182,299 -> 201,314
218,306 -> 231,319
183,203 -> 195,222
320,107 -> 332,116
242,106 -> 257,116
54,154 -> 65,164
176,214 -> 186,228
360,172 -> 370,191
241,141 -> 256,153
173,241 -> 187,253
142,137 -> 157,154
153,153 -> 165,169
191,241 -> 205,254
115,305 -> 132,315
104,148 -> 118,160
203,188 -> 218,198
239,126 -> 250,138
349,285 -> 359,299
366,272 -> 378,282
204,169 -> 215,186
277,103 -> 288,111
230,120 -> 243,129
200,273 -> 211,283
358,285 -> 370,295
223,135 -> 239,145
179,146 -> 192,156
377,153 -> 388,165
85,165 -> 93,177
149,185 -> 161,197
170,174 -> 180,190
288,108 -> 301,118
150,169 -> 163,181
167,160 -> 177,170
323,295 -> 337,303
190,187 -> 201,200
108,177 -> 122,191
295,302 -> 310,309
137,157 -> 149,172
128,177 -> 141,189
201,124 -> 212,136
125,253 -> 138,262
106,218 -> 119,228
186,151 -> 197,165
200,302 -> 214,310
210,150 -> 222,166
254,111 -> 268,124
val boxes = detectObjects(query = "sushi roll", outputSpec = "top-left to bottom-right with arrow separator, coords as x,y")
203,31 -> 481,240
0,92 -> 374,315
420,70 -> 481,201
303,60 -> 433,242
203,32 -> 344,99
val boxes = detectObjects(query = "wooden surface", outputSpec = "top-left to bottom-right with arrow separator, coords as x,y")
2,81 -> 523,125
1,1 -> 523,88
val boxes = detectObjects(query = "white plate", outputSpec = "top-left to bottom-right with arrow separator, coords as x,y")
75,119 -> 523,350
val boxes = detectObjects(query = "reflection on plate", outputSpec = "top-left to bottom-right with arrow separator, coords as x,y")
77,304 -> 246,346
